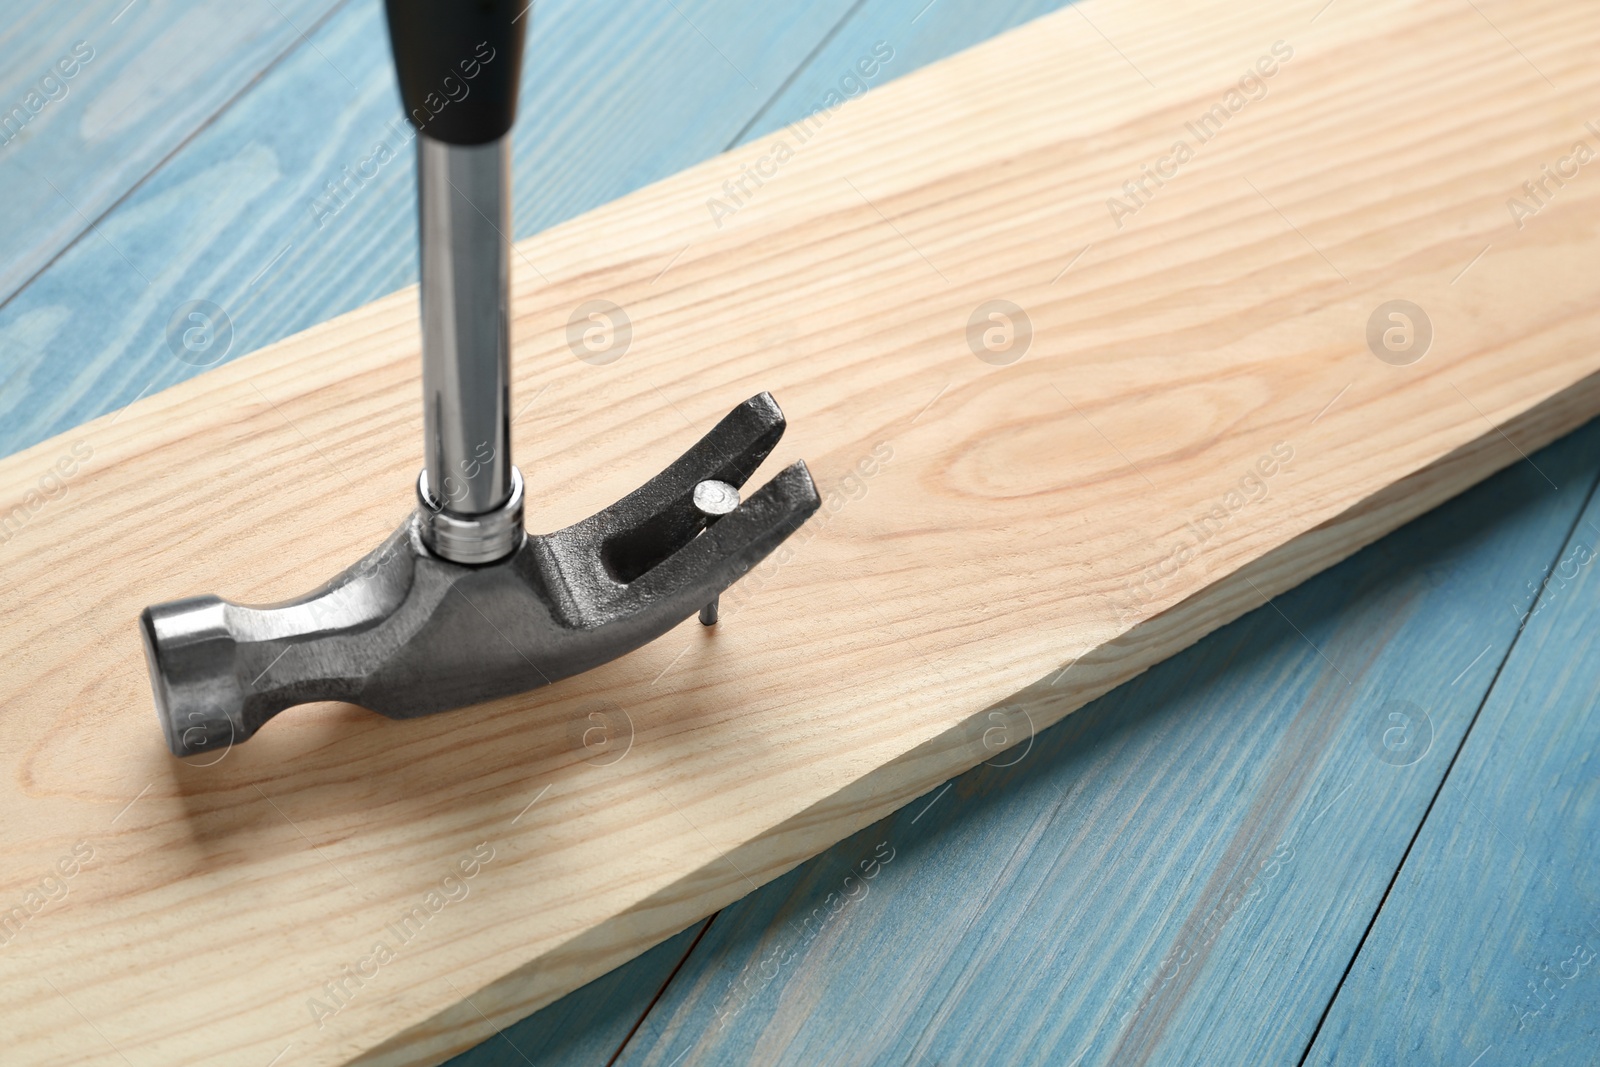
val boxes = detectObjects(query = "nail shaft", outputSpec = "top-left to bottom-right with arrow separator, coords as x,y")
692,480 -> 740,626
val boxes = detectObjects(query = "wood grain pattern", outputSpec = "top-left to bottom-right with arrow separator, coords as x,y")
597,426 -> 1600,1067
1307,467 -> 1600,1066
5,1 -> 1600,1064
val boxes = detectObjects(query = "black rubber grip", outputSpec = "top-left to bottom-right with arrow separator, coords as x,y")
383,0 -> 527,145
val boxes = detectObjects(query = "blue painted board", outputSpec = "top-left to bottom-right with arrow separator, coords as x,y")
731,0 -> 1069,149
0,0 -> 345,303
598,429 -> 1600,1066
0,0 -> 862,459
1307,463 -> 1600,1064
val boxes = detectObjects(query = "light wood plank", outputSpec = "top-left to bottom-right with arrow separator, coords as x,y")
4,1 -> 1600,1064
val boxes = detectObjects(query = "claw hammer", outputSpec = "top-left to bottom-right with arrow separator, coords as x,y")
138,0 -> 820,757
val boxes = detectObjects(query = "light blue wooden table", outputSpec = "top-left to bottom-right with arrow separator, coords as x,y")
3,2 -> 1596,1064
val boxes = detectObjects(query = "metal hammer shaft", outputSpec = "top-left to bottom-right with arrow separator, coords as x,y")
385,0 -> 528,560
418,136 -> 512,517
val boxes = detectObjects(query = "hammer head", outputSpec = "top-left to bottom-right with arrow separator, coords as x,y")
140,393 -> 819,758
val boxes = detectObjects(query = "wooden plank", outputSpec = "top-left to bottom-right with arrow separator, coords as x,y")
0,0 -> 859,458
598,427 -> 1600,1066
0,0 -> 344,304
4,1 -> 1600,1064
1305,472 -> 1600,1065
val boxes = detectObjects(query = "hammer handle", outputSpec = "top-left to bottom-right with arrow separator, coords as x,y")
384,0 -> 529,529
384,0 -> 528,145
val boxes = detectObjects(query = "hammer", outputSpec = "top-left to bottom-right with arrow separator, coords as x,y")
139,0 -> 819,758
